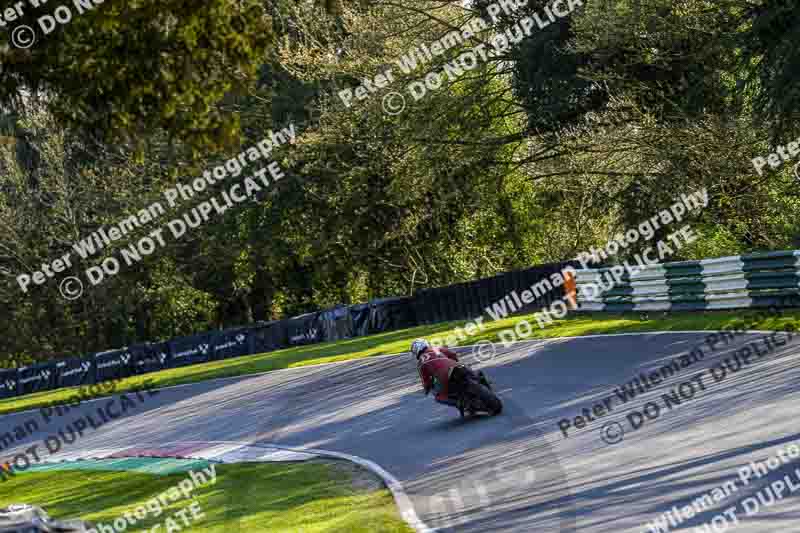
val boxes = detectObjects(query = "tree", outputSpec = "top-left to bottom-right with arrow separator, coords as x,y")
741,1 -> 800,139
0,0 -> 273,154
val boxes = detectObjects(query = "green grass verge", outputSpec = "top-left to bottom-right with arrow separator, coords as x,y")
3,308 -> 799,416
0,461 -> 413,533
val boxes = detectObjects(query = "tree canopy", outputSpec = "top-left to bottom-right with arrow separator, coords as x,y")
1,0 -> 799,364
1,0 -> 273,154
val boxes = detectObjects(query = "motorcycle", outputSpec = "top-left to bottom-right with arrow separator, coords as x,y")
449,366 -> 503,418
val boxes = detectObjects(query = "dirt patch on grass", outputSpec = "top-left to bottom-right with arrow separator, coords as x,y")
309,458 -> 386,493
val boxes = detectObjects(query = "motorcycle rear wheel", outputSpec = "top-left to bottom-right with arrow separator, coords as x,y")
468,382 -> 503,416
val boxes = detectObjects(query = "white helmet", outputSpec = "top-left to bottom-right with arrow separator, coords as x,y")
411,338 -> 430,358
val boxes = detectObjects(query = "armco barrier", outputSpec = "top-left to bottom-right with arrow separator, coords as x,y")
575,250 -> 800,311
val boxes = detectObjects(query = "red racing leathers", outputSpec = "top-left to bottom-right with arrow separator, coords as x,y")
417,346 -> 460,403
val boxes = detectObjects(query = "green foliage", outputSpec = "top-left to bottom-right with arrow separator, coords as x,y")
2,0 -> 800,361
741,1 -> 800,139
0,0 -> 273,154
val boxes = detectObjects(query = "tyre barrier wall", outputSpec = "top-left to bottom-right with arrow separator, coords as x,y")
575,250 -> 800,312
1,259 -> 574,400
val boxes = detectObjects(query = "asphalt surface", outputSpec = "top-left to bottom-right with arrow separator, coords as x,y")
2,331 -> 800,532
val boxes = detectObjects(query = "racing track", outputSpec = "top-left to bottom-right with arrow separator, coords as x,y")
2,332 -> 800,532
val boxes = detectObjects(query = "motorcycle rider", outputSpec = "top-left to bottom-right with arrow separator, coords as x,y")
411,338 -> 491,410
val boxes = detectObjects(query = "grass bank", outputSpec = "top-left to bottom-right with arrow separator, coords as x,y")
2,308 -> 798,416
0,461 -> 412,533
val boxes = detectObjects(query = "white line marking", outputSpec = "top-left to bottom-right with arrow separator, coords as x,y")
38,441 -> 436,533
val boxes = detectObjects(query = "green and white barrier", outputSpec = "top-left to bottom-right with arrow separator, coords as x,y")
575,250 -> 800,312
